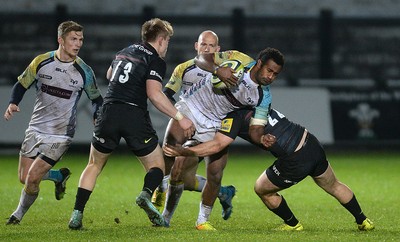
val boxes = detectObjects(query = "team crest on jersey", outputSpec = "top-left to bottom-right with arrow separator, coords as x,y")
220,118 -> 233,132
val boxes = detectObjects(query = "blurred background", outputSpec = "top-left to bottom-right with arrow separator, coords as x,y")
1,0 -> 400,152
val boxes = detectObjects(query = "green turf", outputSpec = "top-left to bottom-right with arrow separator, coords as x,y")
0,150 -> 398,241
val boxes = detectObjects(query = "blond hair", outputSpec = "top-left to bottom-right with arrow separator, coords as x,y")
141,18 -> 173,42
57,21 -> 83,38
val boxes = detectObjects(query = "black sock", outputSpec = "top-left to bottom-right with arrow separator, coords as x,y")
74,187 -> 92,212
341,194 -> 367,224
269,196 -> 299,226
142,167 -> 163,196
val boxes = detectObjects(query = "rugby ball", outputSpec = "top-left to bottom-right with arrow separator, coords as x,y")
211,60 -> 244,89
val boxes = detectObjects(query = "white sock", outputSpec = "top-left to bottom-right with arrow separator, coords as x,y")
197,202 -> 213,225
12,188 -> 38,221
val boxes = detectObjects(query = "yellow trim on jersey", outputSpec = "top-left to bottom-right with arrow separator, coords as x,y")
18,52 -> 53,89
165,59 -> 196,93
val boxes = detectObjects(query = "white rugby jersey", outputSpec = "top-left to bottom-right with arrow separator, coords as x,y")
178,50 -> 272,131
165,59 -> 209,96
18,51 -> 102,137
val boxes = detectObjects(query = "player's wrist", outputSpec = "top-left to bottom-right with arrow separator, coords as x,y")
174,111 -> 184,121
212,66 -> 220,76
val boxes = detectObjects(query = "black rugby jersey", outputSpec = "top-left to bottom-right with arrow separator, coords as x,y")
219,108 -> 305,157
104,42 -> 166,109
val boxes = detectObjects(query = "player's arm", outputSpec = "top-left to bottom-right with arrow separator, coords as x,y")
248,88 -> 276,148
147,79 -> 195,138
4,82 -> 27,121
91,96 -> 103,121
194,52 -> 238,86
106,66 -> 112,81
163,87 -> 176,104
163,132 -> 234,157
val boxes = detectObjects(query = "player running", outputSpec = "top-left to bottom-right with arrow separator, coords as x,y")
153,30 -> 236,224
163,47 -> 284,230
4,21 -> 103,225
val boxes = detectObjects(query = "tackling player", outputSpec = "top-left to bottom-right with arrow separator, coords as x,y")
164,108 -> 375,231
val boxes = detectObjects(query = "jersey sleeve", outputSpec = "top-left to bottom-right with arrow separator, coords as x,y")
253,86 -> 272,122
17,52 -> 52,89
165,63 -> 185,94
148,57 -> 166,83
76,58 -> 102,100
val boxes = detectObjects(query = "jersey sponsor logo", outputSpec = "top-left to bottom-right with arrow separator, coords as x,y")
70,79 -> 78,86
93,133 -> 105,143
220,118 -> 233,132
150,70 -> 162,80
55,67 -> 67,74
272,165 -> 280,176
41,83 -> 73,99
39,74 -> 52,80
144,138 -> 152,143
133,44 -> 153,55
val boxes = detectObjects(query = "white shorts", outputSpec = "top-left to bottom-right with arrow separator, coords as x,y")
175,100 -> 219,142
20,128 -> 72,162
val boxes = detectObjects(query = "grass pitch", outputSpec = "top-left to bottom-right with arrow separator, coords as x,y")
0,148 -> 398,241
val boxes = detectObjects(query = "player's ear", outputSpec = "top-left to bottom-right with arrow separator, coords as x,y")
194,42 -> 199,51
58,36 -> 64,46
257,59 -> 263,68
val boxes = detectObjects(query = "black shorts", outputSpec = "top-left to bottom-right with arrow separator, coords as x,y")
265,133 -> 329,188
92,103 -> 158,156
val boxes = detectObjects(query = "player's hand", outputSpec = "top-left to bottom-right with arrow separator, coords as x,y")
178,117 -> 196,139
4,103 -> 20,121
163,143 -> 196,157
215,67 -> 238,86
163,143 -> 183,157
261,134 -> 276,148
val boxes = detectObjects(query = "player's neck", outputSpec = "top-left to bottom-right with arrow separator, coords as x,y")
56,49 -> 76,63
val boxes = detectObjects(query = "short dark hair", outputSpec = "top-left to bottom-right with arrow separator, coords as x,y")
257,47 -> 284,67
57,21 -> 83,38
141,18 -> 173,42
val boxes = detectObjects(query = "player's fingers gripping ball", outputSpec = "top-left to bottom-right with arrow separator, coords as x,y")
211,60 -> 244,89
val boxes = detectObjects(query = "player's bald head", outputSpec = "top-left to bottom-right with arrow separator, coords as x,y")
198,30 -> 219,45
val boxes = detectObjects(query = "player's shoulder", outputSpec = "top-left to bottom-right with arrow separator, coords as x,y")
31,51 -> 54,66
173,58 -> 196,74
74,56 -> 94,72
176,59 -> 196,70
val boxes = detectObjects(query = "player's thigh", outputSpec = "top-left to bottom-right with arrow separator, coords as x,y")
163,118 -> 187,145
205,148 -> 228,180
28,157 -> 53,181
254,171 -> 282,195
137,145 -> 165,172
312,163 -> 337,191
